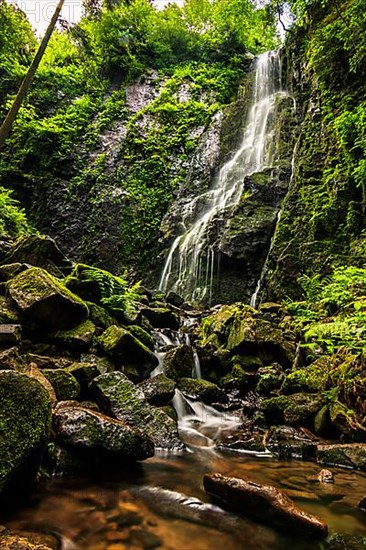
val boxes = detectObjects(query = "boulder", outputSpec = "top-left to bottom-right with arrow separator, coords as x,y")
177,378 -> 226,404
264,425 -> 318,460
24,353 -> 72,370
91,372 -> 183,451
260,393 -> 323,427
43,369 -> 80,401
0,296 -> 20,324
0,262 -> 30,281
203,473 -> 328,537
53,401 -> 154,461
325,534 -> 366,549
162,344 -> 195,380
138,374 -> 176,406
199,304 -> 296,367
0,371 -> 52,503
66,361 -> 109,395
0,323 -> 21,345
98,325 -> 158,380
7,267 -> 88,330
129,325 -> 155,351
25,363 -> 57,408
316,444 -> 366,470
256,363 -> 284,395
86,301 -> 117,329
0,346 -> 25,370
138,306 -> 180,330
49,319 -> 96,351
3,235 -> 71,277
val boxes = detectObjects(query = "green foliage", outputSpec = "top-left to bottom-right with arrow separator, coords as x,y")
0,187 -> 29,236
82,266 -> 141,314
288,266 -> 366,354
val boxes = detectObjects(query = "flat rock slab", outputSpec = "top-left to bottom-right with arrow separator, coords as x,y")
203,473 -> 328,538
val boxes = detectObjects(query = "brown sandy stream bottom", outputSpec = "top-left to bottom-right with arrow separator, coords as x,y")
4,449 -> 366,550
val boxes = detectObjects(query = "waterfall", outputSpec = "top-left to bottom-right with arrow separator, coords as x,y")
159,50 -> 286,303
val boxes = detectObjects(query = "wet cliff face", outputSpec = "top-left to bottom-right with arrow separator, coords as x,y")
261,3 -> 366,302
158,55 -> 297,305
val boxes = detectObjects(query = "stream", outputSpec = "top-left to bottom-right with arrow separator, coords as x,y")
5,327 -> 366,549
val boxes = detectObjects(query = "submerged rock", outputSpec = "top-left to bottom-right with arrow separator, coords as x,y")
7,267 -> 88,330
0,371 -> 52,503
53,401 -> 154,461
203,473 -> 328,537
91,371 -> 183,451
307,469 -> 334,484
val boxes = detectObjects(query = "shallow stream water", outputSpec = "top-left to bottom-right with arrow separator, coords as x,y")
5,421 -> 366,549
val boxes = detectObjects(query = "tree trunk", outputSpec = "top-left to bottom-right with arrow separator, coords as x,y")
0,0 -> 66,149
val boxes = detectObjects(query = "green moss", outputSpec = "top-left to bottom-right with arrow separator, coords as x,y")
177,377 -> 224,404
128,325 -> 154,351
42,369 -> 80,401
0,371 -> 52,500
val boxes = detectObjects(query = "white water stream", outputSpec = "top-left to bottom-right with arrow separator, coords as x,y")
159,51 -> 286,303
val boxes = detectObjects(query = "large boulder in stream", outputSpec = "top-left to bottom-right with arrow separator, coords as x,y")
6,267 -> 88,330
98,325 -> 158,380
53,401 -> 154,461
0,371 -> 52,504
91,371 -> 183,451
203,473 -> 328,537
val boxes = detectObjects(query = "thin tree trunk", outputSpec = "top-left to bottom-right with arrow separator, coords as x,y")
0,0 -> 66,149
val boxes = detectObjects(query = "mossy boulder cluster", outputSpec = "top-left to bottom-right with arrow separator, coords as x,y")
0,234 -> 192,505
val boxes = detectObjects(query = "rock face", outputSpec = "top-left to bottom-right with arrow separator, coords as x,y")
91,371 -> 183,451
203,473 -> 328,537
7,267 -> 88,330
0,371 -> 52,503
53,402 -> 154,461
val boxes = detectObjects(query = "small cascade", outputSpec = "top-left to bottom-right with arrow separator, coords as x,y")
192,350 -> 202,379
172,389 -> 241,449
159,51 -> 286,303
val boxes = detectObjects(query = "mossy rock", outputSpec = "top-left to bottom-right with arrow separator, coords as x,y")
53,402 -> 154,461
231,354 -> 264,371
282,358 -> 331,394
317,444 -> 366,471
91,371 -> 183,451
49,320 -> 96,351
98,325 -> 158,379
256,364 -> 284,395
178,377 -> 226,404
138,374 -> 176,406
0,296 -> 20,324
0,347 -> 25,371
0,371 -> 52,504
7,267 -> 88,330
3,235 -> 71,277
43,369 -> 80,401
326,533 -> 366,549
260,393 -> 323,427
66,361 -> 109,395
328,401 -> 366,441
221,364 -> 258,392
162,344 -> 195,381
86,301 -> 117,329
138,306 -> 180,330
0,263 -> 29,282
129,325 -> 154,351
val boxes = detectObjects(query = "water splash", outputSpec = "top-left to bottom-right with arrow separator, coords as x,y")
159,51 -> 285,303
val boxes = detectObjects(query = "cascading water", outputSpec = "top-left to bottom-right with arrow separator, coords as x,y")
159,51 -> 286,303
